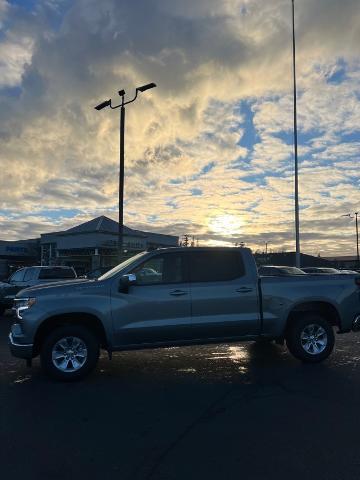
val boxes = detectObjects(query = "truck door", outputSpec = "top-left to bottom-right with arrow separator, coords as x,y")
188,250 -> 260,339
111,251 -> 192,346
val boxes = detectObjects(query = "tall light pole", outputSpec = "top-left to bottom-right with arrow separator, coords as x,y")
94,82 -> 156,262
342,212 -> 360,267
291,0 -> 301,268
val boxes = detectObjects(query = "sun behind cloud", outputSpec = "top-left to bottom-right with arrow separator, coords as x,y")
208,214 -> 244,237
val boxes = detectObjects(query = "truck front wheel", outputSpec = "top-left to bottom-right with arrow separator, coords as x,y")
40,325 -> 100,381
286,313 -> 335,363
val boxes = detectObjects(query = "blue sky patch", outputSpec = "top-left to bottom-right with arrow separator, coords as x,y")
166,200 -> 178,209
169,178 -> 183,185
327,59 -> 347,84
34,208 -> 82,219
237,100 -> 260,154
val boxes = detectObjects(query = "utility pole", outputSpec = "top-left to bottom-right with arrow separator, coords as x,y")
342,212 -> 359,267
356,212 -> 359,267
291,0 -> 301,268
182,234 -> 190,247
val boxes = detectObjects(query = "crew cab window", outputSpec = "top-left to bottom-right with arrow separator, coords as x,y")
9,269 -> 25,283
132,253 -> 185,285
189,251 -> 244,282
23,268 -> 38,282
39,268 -> 76,280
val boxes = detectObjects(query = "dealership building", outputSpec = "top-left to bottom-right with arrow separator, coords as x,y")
0,216 -> 178,278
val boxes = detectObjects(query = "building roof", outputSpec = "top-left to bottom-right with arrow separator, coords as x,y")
63,215 -> 144,236
40,216 -> 179,248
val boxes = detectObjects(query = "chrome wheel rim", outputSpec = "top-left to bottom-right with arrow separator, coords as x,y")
52,336 -> 88,372
300,324 -> 327,355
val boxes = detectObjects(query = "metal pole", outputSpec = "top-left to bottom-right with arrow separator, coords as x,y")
356,212 -> 359,267
119,104 -> 125,262
94,83 -> 156,265
292,0 -> 301,268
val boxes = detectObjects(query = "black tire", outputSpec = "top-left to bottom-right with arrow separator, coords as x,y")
40,324 -> 100,381
286,313 -> 334,363
0,305 -> 6,316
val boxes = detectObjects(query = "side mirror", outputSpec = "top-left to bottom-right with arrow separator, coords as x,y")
119,273 -> 137,292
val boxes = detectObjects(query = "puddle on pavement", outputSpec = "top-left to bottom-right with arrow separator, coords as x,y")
203,345 -> 250,377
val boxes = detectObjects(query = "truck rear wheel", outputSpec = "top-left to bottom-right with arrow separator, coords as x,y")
40,325 -> 99,381
286,313 -> 335,363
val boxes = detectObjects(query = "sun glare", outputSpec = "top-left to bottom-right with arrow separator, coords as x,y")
208,214 -> 244,236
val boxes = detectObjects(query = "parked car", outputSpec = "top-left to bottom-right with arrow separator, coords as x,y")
258,265 -> 306,276
9,247 -> 360,380
302,267 -> 341,274
0,266 -> 77,315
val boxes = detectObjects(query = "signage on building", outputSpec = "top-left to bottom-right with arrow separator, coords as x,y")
5,246 -> 27,254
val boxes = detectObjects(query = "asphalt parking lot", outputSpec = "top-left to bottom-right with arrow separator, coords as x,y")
1,313 -> 360,480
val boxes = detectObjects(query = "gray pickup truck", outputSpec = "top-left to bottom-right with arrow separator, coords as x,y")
9,247 -> 360,380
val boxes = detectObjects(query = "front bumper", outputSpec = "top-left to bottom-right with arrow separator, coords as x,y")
8,331 -> 34,359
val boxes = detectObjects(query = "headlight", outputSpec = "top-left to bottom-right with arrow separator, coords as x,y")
14,297 -> 36,319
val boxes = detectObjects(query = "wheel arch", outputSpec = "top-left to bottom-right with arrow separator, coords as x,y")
286,301 -> 341,333
33,312 -> 108,356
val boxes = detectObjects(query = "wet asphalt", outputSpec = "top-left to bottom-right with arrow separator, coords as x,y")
1,313 -> 360,480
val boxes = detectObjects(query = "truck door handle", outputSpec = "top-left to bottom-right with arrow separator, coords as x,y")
236,287 -> 253,293
169,289 -> 188,296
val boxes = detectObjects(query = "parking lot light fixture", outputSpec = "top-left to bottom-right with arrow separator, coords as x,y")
94,99 -> 111,111
94,83 -> 157,262
136,83 -> 157,93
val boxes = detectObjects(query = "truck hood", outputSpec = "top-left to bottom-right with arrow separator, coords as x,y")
15,278 -> 96,297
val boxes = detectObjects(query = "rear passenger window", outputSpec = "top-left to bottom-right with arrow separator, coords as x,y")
39,268 -> 76,280
189,251 -> 244,282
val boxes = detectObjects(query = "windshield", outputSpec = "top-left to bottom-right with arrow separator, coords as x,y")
98,251 -> 148,281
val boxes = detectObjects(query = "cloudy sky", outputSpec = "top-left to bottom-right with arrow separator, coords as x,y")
0,0 -> 359,256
